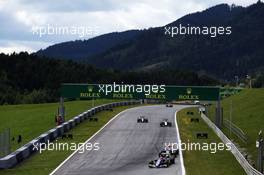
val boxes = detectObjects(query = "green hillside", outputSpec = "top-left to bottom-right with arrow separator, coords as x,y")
0,99 -> 115,151
209,88 -> 264,166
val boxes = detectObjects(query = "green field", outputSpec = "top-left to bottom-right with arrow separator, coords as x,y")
0,104 -> 139,175
0,99 -> 116,151
208,88 -> 264,166
177,108 -> 246,175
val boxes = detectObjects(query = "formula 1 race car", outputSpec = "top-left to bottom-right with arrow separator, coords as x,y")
160,119 -> 172,127
148,158 -> 172,168
166,103 -> 173,107
137,116 -> 149,123
148,150 -> 176,168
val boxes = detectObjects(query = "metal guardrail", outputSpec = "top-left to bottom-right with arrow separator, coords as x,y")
201,113 -> 263,175
0,100 -> 141,169
223,119 -> 248,143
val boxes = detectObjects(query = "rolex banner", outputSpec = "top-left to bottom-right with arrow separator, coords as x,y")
60,83 -> 220,101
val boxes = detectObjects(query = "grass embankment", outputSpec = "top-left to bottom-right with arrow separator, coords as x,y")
0,104 -> 139,175
208,88 -> 264,166
0,99 -> 116,151
177,108 -> 246,175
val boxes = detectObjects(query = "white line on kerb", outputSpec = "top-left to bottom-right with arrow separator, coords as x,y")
49,108 -> 134,175
175,111 -> 186,175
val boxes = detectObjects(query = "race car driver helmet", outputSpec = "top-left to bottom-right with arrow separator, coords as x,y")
160,152 -> 166,158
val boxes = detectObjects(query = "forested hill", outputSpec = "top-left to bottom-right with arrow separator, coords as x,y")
0,53 -> 217,105
85,2 -> 264,80
36,2 -> 264,80
36,30 -> 141,60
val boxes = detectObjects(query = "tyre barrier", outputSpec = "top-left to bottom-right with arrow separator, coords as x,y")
0,100 -> 140,169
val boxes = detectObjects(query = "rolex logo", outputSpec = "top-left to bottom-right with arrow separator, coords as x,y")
88,86 -> 93,92
187,88 -> 192,95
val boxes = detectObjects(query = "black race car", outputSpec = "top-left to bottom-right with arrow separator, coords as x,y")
166,103 -> 173,107
137,116 -> 148,123
148,150 -> 176,168
160,119 -> 172,127
148,158 -> 172,168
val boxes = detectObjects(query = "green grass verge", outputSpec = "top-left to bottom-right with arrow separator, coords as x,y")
0,99 -> 116,151
0,104 -> 139,175
177,107 -> 246,175
208,88 -> 264,166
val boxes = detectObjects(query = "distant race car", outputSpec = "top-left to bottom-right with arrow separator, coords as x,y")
148,149 -> 177,168
166,103 -> 173,107
194,100 -> 200,105
160,119 -> 172,127
137,116 -> 148,123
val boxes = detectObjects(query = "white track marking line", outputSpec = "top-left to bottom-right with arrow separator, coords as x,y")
175,110 -> 186,175
49,107 -> 135,175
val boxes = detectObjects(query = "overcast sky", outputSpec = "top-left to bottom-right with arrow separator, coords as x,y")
0,0 -> 256,54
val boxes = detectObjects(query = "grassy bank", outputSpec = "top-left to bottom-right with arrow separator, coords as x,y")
208,88 -> 264,166
0,105 -> 139,175
177,107 -> 245,175
0,99 -> 115,151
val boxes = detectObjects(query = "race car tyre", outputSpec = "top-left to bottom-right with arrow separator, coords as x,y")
171,158 -> 175,164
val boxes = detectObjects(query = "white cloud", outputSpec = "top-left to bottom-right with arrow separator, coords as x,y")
0,45 -> 33,54
15,10 -> 47,27
16,0 -> 123,12
0,40 -> 51,54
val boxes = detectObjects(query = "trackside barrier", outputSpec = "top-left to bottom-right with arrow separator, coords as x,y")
223,119 -> 248,143
201,113 -> 263,175
0,100 -> 140,169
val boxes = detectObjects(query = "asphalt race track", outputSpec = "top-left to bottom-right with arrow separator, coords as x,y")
52,105 -> 189,175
